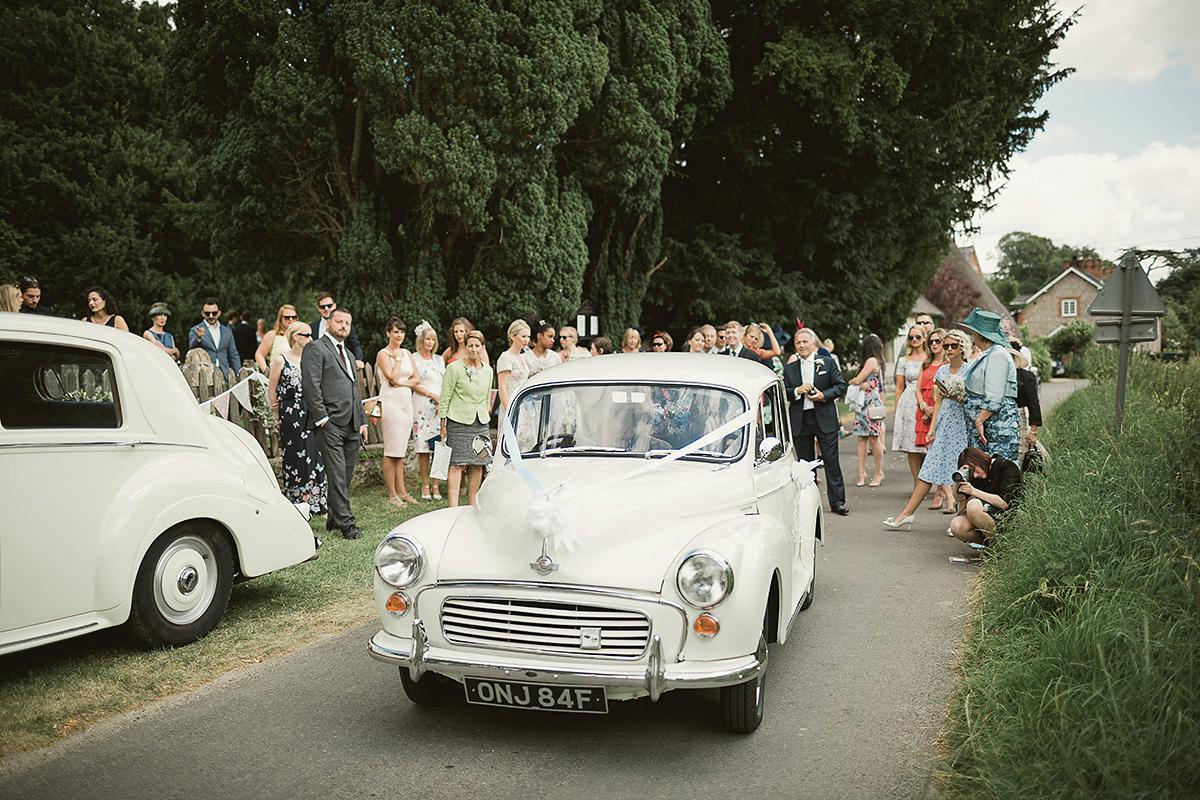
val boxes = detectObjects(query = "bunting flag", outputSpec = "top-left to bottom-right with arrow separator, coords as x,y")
197,371 -> 269,412
212,394 -> 231,419
230,380 -> 251,411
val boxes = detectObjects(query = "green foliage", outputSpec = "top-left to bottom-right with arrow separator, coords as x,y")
1154,249 -> 1200,354
1027,338 -> 1052,381
650,0 -> 1075,341
995,231 -> 1106,296
988,276 -> 1019,306
0,0 -> 206,340
1047,319 -> 1093,359
936,378 -> 1200,798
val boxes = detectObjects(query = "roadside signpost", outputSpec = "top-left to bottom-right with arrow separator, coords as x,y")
1088,252 -> 1167,432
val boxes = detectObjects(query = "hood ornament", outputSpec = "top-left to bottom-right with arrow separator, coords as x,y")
530,538 -> 559,576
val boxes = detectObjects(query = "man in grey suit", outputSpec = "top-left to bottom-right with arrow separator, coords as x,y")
302,307 -> 368,539
187,297 -> 241,373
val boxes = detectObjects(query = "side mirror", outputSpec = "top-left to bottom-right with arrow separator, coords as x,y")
758,436 -> 785,463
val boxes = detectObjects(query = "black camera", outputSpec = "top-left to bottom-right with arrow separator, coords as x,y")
951,469 -> 971,484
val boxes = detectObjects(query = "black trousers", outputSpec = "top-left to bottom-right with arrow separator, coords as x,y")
314,422 -> 360,532
794,409 -> 846,508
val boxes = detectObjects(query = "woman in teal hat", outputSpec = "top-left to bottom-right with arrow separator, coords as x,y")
958,308 -> 1019,461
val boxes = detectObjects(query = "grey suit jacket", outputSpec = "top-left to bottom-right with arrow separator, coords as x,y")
301,335 -> 367,431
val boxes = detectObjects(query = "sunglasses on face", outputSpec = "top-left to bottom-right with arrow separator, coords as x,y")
908,335 -> 923,341
318,302 -> 335,310
929,338 -> 941,344
282,314 -> 296,320
296,332 -> 312,338
652,340 -> 666,347
203,311 -> 220,317
944,342 -> 961,350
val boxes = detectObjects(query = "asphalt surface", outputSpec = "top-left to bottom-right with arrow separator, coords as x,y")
0,379 -> 1087,800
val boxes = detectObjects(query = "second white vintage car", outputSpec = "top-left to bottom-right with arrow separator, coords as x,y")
368,354 -> 823,733
0,315 -> 319,655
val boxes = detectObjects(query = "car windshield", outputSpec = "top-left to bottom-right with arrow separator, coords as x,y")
505,383 -> 748,461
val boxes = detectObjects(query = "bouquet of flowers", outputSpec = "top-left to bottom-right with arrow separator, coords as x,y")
935,372 -> 966,402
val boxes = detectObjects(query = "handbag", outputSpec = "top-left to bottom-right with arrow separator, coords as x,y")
430,440 -> 452,481
866,402 -> 886,421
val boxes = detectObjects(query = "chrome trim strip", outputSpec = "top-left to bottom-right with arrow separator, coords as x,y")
0,440 -> 205,450
367,631 -> 765,694
0,622 -> 100,652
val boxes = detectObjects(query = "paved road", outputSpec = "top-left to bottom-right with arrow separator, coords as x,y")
0,380 -> 1087,800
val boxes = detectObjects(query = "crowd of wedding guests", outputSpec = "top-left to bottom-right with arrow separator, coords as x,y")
3,277 -> 1040,543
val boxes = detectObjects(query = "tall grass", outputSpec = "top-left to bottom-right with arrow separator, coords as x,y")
935,356 -> 1200,799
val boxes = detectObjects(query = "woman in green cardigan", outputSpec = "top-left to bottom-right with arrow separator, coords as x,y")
439,330 -> 495,506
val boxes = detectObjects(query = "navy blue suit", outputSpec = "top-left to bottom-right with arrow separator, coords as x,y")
783,353 -> 848,510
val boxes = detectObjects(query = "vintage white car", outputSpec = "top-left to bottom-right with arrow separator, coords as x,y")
369,354 -> 822,733
0,315 -> 318,655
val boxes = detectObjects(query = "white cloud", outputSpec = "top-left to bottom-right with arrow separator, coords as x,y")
967,141 -> 1200,274
1055,0 -> 1200,82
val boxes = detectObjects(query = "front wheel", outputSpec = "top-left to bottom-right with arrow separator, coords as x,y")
720,633 -> 768,734
399,668 -> 457,705
128,525 -> 233,647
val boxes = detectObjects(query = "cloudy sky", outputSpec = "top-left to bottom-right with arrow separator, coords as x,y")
963,0 -> 1200,280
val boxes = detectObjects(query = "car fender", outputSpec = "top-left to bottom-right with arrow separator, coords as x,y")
667,513 -> 793,662
91,452 -> 313,616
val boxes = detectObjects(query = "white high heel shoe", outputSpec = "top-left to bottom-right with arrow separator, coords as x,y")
882,515 -> 915,531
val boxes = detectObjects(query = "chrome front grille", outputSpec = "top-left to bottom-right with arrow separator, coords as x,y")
440,596 -> 651,658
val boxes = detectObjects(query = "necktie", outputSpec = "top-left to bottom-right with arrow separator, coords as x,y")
338,343 -> 349,375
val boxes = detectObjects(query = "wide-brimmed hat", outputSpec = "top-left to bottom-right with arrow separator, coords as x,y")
148,302 -> 170,317
1006,347 -> 1028,369
958,308 -> 1009,346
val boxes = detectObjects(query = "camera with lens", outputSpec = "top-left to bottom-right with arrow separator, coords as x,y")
951,468 -> 971,484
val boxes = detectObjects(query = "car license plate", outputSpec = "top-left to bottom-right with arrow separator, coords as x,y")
464,677 -> 608,714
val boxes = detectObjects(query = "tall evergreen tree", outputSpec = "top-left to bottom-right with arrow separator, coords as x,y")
1,0 -> 201,328
649,0 -> 1075,343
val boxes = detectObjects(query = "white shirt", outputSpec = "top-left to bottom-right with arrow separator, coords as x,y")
799,354 -> 816,411
323,331 -> 352,376
205,320 -> 221,347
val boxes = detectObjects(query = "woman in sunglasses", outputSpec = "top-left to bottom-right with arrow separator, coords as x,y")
255,304 -> 299,371
884,329 -> 972,529
891,325 -> 928,488
915,328 -> 949,509
267,321 -> 328,517
649,331 -> 673,351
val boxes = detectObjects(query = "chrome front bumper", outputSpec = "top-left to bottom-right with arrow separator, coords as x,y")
368,618 -> 767,701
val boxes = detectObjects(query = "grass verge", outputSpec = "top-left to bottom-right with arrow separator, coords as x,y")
0,483 -> 433,759
933,355 -> 1200,798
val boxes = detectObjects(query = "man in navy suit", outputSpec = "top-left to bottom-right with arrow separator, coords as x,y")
783,328 -> 849,515
302,307 -> 368,539
187,297 -> 241,373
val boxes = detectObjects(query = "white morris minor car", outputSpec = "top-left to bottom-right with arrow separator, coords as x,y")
369,354 -> 822,733
0,315 -> 318,655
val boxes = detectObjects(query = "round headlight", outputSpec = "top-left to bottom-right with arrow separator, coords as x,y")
375,535 -> 423,588
676,551 -> 733,608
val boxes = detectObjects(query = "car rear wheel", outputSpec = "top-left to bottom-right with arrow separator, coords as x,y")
399,668 -> 457,705
721,631 -> 768,734
128,525 -> 233,647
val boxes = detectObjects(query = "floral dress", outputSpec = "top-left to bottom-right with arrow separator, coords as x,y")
917,363 -> 969,485
412,352 -> 445,454
892,356 -> 926,454
853,369 -> 884,438
963,345 -> 1020,461
277,358 -> 327,514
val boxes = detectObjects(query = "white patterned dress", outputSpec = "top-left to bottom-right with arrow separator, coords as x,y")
891,356 -> 926,454
412,352 -> 445,453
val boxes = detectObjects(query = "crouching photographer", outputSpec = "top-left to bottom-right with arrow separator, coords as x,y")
948,446 -> 1022,546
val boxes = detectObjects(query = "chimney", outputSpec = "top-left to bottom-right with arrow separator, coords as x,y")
1063,259 -> 1072,272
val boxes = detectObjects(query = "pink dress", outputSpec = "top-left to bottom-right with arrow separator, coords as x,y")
378,349 -> 415,458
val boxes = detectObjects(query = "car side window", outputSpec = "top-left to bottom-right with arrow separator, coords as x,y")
757,385 -> 785,452
0,342 -> 121,429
